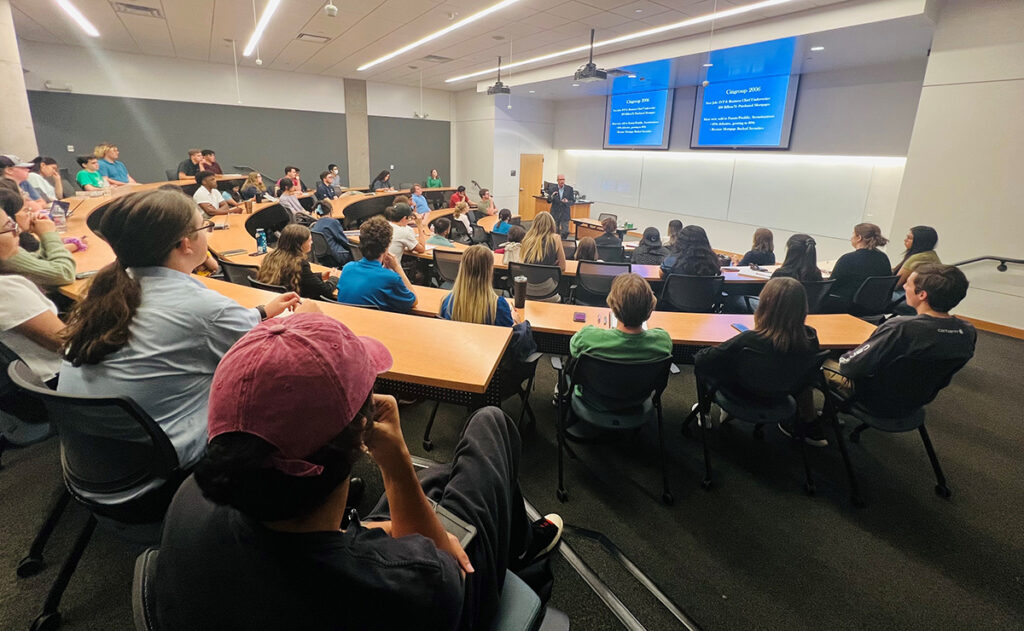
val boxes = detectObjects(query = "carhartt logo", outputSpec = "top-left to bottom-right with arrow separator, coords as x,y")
936,329 -> 964,334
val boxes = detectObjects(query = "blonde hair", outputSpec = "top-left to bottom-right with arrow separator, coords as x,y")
448,245 -> 499,325
521,212 -> 560,265
257,224 -> 310,293
454,201 -> 470,219
93,142 -> 116,159
607,274 -> 656,327
243,172 -> 266,192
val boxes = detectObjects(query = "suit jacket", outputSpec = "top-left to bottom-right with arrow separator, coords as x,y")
547,185 -> 574,222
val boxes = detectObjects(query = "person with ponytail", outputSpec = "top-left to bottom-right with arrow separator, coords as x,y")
771,234 -> 823,282
58,189 -> 310,502
440,245 -> 514,326
256,224 -> 337,299
824,222 -> 892,313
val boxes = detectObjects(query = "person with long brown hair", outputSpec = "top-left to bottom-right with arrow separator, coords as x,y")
772,234 -> 823,282
694,277 -> 825,445
824,222 -> 891,313
520,211 -> 566,270
574,237 -> 598,262
257,224 -> 337,299
58,189 -> 309,500
440,245 -> 514,326
736,228 -> 775,266
661,225 -> 720,276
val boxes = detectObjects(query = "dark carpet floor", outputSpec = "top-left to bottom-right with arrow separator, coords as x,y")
1,330 -> 1022,630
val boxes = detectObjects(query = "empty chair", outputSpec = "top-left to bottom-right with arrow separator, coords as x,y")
432,249 -> 464,289
657,274 -> 724,313
551,354 -> 677,504
596,245 -> 625,263
597,213 -> 617,223
164,169 -> 179,181
450,217 -> 471,243
571,261 -> 631,306
349,242 -> 363,261
849,275 -> 899,321
244,204 -> 291,242
561,239 -> 577,260
802,279 -> 836,314
507,262 -> 562,302
8,360 -> 181,631
216,258 -> 259,286
470,225 -> 489,245
247,277 -> 288,293
309,232 -> 329,265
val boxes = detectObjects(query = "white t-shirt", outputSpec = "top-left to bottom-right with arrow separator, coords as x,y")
388,223 -> 419,260
192,185 -> 224,219
27,172 -> 57,201
0,275 -> 62,381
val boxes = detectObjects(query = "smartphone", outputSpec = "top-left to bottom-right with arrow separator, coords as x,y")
427,498 -> 477,548
573,312 -> 586,323
731,323 -> 750,332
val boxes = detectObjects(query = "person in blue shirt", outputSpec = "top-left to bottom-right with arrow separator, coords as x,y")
336,215 -> 418,313
410,183 -> 431,214
426,216 -> 455,247
94,143 -> 135,186
440,245 -> 514,326
311,204 -> 352,268
492,208 -> 513,235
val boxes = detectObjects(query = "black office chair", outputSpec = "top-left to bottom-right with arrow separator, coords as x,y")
685,349 -> 832,494
450,218 -> 472,244
597,213 -> 617,223
551,354 -> 677,504
849,275 -> 899,322
509,217 -> 522,227
247,277 -> 288,293
596,245 -> 625,263
561,239 -> 577,260
309,232 -> 329,265
802,280 -> 836,314
658,274 -> 724,313
432,249 -> 464,290
164,169 -> 179,182
489,232 -> 509,250
216,258 -> 259,286
571,261 -> 631,306
470,225 -> 489,245
244,204 -> 290,245
508,262 -> 562,302
8,360 -> 181,631
827,355 -> 971,504
0,341 -> 50,469
349,243 -> 363,261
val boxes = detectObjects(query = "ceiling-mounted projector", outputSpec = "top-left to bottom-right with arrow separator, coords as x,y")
573,63 -> 607,83
487,55 -> 511,95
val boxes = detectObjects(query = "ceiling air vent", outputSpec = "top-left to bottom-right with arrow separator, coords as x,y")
110,2 -> 163,18
420,54 -> 454,63
296,33 -> 330,44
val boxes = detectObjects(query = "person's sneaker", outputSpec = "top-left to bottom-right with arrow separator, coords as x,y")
520,514 -> 564,565
778,420 -> 829,447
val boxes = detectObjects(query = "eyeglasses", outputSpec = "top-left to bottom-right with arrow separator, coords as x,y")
0,220 -> 17,235
185,220 -> 215,236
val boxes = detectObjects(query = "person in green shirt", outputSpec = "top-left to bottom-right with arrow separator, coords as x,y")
427,216 -> 455,247
0,188 -> 76,289
75,155 -> 106,191
894,225 -> 940,288
425,169 -> 443,188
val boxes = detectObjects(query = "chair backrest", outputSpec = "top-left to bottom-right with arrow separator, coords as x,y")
851,275 -> 899,315
247,277 -> 288,293
802,279 -> 836,314
490,232 -> 508,250
471,224 -> 488,244
597,245 -> 625,263
244,204 -> 291,239
132,548 -> 160,631
164,169 -> 178,182
0,341 -> 47,424
576,261 -> 631,299
309,232 -> 329,264
450,218 -> 470,241
508,262 -> 562,301
597,213 -> 617,223
349,242 -> 363,261
854,355 -> 970,418
7,361 -> 179,503
217,258 -> 259,286
658,274 -> 724,313
509,217 -> 522,227
726,348 -> 829,398
433,249 -> 464,284
561,239 -> 577,260
569,354 -> 673,411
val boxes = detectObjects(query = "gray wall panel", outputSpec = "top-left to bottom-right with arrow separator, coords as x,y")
27,91 -> 349,186
367,115 -> 450,189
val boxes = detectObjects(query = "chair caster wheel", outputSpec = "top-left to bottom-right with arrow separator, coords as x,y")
17,556 -> 44,578
662,492 -> 674,505
422,440 -> 433,452
804,482 -> 816,496
701,479 -> 712,491
556,489 -> 568,503
935,484 -> 951,499
31,611 -> 61,631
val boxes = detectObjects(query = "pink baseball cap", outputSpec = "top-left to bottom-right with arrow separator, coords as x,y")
208,313 -> 392,477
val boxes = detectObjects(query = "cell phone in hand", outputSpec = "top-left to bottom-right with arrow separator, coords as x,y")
731,323 -> 750,332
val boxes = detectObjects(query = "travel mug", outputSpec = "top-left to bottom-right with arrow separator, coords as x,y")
513,275 -> 528,309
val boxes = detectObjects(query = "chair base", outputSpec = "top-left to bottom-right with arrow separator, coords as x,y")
30,611 -> 61,631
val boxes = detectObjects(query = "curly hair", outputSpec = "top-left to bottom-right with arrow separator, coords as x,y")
359,215 -> 393,260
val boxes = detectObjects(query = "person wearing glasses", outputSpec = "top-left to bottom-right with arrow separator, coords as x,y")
0,188 -> 75,289
57,189 -> 316,503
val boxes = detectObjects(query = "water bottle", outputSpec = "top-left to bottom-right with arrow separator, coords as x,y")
255,228 -> 268,254
51,204 -> 67,233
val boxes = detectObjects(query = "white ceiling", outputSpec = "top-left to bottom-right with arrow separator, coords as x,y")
12,0 -> 854,90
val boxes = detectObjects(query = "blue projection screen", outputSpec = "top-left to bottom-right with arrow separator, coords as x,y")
604,89 -> 674,150
690,74 -> 800,149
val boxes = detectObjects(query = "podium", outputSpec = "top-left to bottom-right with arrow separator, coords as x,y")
527,196 -> 593,221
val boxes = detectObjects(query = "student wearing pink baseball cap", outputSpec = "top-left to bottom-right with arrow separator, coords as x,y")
151,313 -> 564,630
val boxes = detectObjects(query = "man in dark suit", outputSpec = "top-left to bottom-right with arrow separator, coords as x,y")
547,174 -> 574,238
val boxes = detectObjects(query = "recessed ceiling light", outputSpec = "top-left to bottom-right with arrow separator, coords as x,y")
572,83 -> 579,87
56,0 -> 99,37
635,9 -> 643,12
358,0 -> 522,71
446,0 -> 800,83
810,46 -> 825,51
529,90 -> 536,93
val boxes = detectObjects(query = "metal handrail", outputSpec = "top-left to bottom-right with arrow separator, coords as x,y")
951,256 -> 1024,272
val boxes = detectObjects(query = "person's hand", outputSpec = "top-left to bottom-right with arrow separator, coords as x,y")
321,270 -> 331,281
443,531 -> 474,575
364,394 -> 409,472
730,256 -> 739,266
381,252 -> 400,272
31,217 -> 56,235
263,292 -> 301,318
295,298 -> 320,314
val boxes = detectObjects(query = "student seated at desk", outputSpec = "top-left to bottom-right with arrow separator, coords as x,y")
58,190 -> 309,503
694,277 -> 825,445
823,223 -> 891,313
500,225 -> 526,264
575,237 -> 598,262
771,234 -> 822,282
257,225 -> 337,300
493,208 -> 513,235
75,155 -> 107,192
476,189 -> 497,216
426,168 -> 443,188
240,171 -> 272,201
95,142 -> 135,186
665,219 -> 683,248
735,228 -> 776,267
451,202 -> 473,240
894,226 -> 940,289
631,228 -> 670,265
278,178 -> 314,224
449,185 -> 468,208
661,225 -> 720,276
193,170 -> 240,218
427,217 -> 456,247
276,166 -> 305,196
336,216 -> 418,313
151,314 -> 563,630
410,184 -> 430,215
311,205 -> 353,268
316,170 -> 339,206
594,217 -> 621,247
199,149 -> 222,175
521,212 -> 566,271
177,149 -> 203,180
370,169 -> 392,192
440,245 -> 514,327
0,189 -> 75,290
27,156 -> 61,202
387,203 -> 427,259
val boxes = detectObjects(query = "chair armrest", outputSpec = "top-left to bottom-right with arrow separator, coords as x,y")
549,355 -> 563,372
524,352 -> 544,365
669,363 -> 680,375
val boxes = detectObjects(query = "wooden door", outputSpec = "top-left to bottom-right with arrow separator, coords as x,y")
518,154 -> 544,218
